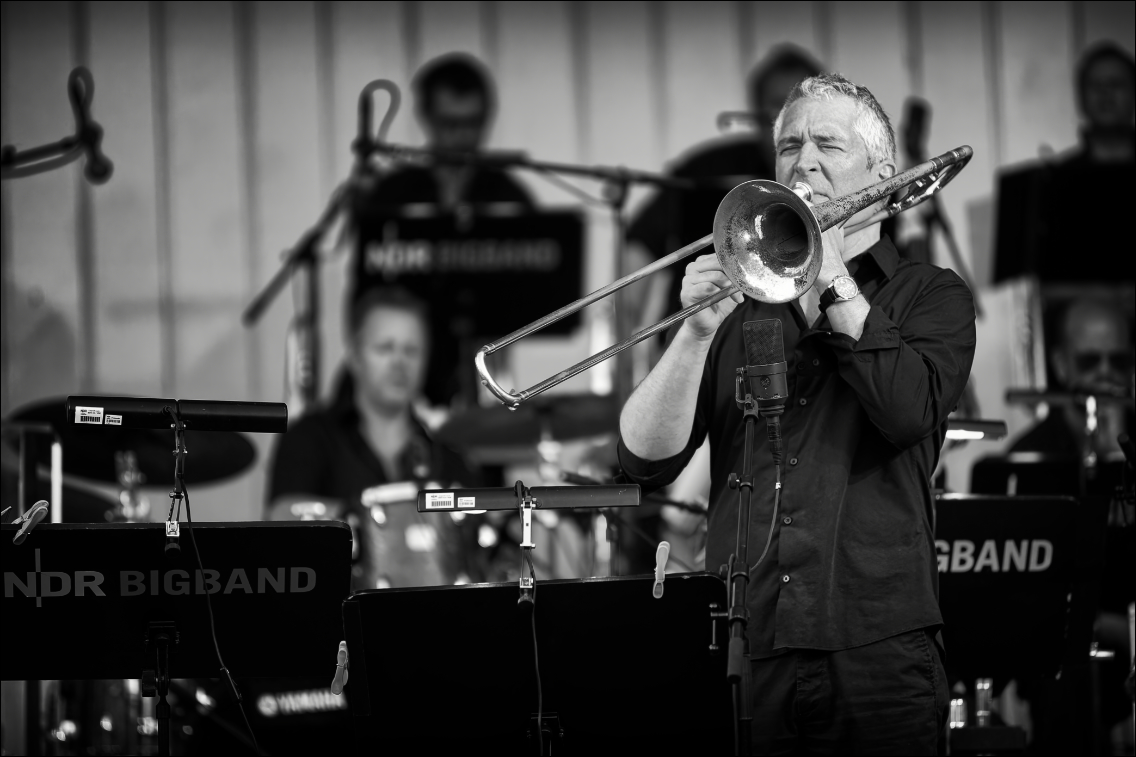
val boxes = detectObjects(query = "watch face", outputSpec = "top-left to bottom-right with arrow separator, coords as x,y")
834,276 -> 858,299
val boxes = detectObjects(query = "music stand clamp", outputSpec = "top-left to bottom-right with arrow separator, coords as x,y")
516,481 -> 536,606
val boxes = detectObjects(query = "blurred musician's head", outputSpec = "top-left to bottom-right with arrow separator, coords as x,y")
1053,298 -> 1133,396
413,53 -> 496,153
773,73 -> 896,228
347,288 -> 430,414
1076,42 -> 1135,133
747,45 -> 823,150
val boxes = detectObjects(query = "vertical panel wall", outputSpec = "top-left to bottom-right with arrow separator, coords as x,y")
3,0 -> 1132,512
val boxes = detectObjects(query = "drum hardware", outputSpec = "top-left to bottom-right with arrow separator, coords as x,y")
474,146 -> 974,408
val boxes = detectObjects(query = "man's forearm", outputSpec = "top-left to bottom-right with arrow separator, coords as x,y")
619,323 -> 713,460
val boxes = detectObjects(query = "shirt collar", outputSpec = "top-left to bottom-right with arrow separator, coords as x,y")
847,233 -> 899,284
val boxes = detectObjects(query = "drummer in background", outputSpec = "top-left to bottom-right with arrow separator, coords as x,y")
356,52 -> 537,406
265,287 -> 485,590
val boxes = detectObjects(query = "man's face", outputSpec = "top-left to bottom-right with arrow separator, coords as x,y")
1055,309 -> 1133,394
775,96 -> 895,226
1082,57 -> 1135,130
350,308 -> 428,411
424,87 -> 487,152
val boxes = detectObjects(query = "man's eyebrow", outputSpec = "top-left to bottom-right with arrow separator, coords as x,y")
776,135 -> 803,147
812,132 -> 846,143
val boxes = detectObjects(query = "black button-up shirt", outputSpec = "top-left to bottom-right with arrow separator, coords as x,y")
617,235 -> 976,656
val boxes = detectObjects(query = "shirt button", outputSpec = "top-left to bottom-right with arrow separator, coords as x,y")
812,358 -> 820,367
782,516 -> 792,525
799,398 -> 807,406
781,575 -> 791,583
789,457 -> 799,466
798,362 -> 806,371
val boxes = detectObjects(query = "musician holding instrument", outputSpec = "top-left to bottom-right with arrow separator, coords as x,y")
265,288 -> 483,590
617,74 -> 976,753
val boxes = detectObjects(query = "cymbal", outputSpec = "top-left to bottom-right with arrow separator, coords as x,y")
436,394 -> 619,449
3,397 -> 257,486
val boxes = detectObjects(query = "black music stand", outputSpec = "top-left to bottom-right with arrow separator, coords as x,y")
934,494 -> 1106,686
1,521 -> 352,754
342,573 -> 731,754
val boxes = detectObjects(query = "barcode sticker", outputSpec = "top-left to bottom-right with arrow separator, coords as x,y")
424,492 -> 454,510
457,496 -> 476,508
105,414 -> 123,426
75,406 -> 104,425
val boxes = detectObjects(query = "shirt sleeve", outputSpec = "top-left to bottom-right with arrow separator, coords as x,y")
266,419 -> 331,506
823,268 -> 976,450
616,356 -> 713,493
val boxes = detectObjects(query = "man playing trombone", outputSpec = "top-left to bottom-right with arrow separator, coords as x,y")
617,73 -> 976,754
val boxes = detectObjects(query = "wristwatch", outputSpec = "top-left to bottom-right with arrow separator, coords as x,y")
818,275 -> 860,312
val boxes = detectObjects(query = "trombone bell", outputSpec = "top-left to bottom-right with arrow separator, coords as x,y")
714,181 -> 822,304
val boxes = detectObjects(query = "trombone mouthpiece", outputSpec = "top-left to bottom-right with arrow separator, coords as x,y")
791,182 -> 812,202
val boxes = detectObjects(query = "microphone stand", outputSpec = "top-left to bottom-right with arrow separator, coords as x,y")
1,66 -> 113,184
724,366 -> 786,755
242,81 -> 399,412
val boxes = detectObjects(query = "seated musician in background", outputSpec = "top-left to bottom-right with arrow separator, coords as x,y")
618,73 -> 975,753
1006,297 -> 1133,743
357,52 -> 536,406
625,45 -> 822,327
266,288 -> 484,590
1009,298 -> 1133,462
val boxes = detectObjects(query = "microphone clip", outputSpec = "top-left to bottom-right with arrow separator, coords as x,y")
12,500 -> 50,545
515,481 -> 537,606
736,364 -> 787,416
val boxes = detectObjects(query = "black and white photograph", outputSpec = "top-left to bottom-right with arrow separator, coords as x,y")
1,1 -> 1133,754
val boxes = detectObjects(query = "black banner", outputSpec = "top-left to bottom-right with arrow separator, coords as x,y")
1,521 -> 352,680
353,208 -> 585,336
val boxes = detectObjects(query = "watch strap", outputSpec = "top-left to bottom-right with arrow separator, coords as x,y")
818,276 -> 858,313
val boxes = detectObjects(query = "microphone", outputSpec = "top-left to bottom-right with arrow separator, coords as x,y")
742,319 -> 789,416
13,501 -> 50,545
68,67 -> 113,184
742,319 -> 789,465
653,541 -> 671,599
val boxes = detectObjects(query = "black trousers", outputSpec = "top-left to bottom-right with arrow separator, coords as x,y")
750,629 -> 950,755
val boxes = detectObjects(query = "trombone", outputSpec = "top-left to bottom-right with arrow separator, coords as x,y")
476,145 -> 973,408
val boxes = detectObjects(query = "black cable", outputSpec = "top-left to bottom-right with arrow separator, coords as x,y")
525,551 -> 543,756
749,464 -> 781,573
182,482 -> 261,755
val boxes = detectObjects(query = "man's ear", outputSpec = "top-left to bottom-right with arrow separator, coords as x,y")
876,158 -> 897,182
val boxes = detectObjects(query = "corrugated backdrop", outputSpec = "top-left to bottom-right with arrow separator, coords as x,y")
2,1 -> 1133,519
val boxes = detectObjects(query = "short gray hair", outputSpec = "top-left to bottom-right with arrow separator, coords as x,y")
772,73 -> 896,168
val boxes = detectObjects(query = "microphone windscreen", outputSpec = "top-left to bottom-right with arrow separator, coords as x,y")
743,319 -> 785,366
